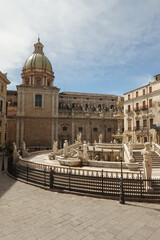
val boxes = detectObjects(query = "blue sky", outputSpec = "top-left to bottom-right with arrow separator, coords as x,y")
1,0 -> 160,96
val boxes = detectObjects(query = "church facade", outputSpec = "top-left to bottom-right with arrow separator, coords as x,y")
6,39 -> 123,150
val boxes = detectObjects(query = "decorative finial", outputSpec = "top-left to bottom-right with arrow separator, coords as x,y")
38,33 -> 40,43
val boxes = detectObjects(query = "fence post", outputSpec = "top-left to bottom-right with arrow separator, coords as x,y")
102,169 -> 103,194
27,164 -> 29,182
50,167 -> 53,189
140,170 -> 142,198
69,167 -> 71,190
44,168 -> 46,186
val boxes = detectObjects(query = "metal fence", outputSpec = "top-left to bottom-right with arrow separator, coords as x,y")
7,158 -> 160,201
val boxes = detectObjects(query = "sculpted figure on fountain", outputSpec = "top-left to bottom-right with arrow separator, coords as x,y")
141,142 -> 153,192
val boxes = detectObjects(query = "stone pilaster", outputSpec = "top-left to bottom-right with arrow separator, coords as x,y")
16,118 -> 20,147
55,118 -> 58,141
51,118 -> 54,145
72,119 -> 75,144
20,118 -> 24,147
86,119 -> 91,142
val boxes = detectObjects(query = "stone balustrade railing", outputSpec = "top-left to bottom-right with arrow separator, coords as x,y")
18,157 -> 140,179
132,143 -> 144,150
94,143 -> 122,150
152,142 -> 160,156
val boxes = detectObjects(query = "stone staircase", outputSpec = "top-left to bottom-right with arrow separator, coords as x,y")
133,151 -> 160,168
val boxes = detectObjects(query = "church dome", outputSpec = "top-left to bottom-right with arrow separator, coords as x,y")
23,38 -> 52,72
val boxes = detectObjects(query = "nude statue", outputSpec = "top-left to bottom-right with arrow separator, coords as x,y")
77,132 -> 82,142
22,141 -> 26,151
63,140 -> 68,158
99,133 -> 102,143
141,142 -> 152,191
53,141 -> 58,153
82,141 -> 88,165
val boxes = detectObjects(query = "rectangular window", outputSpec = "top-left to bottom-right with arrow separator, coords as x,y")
136,102 -> 139,110
143,119 -> 147,127
0,133 -> 1,144
36,80 -> 40,86
149,99 -> 152,107
128,94 -> 130,100
150,119 -> 153,128
128,121 -> 131,131
78,127 -> 83,132
93,127 -> 98,132
0,100 -> 3,112
62,126 -> 68,132
128,105 -> 130,112
0,121 -> 1,126
149,86 -> 152,93
136,120 -> 139,130
108,128 -> 112,132
143,101 -> 146,108
1,85 -> 3,92
35,95 -> 42,107
143,89 -> 145,95
136,91 -> 138,97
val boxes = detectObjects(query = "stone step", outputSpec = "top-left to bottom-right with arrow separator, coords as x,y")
133,151 -> 160,168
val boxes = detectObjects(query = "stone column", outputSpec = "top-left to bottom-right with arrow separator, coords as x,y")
20,118 -> 24,148
16,118 -> 20,148
22,90 -> 25,116
51,119 -> 54,146
72,119 -> 75,144
55,118 -> 58,141
86,119 -> 91,142
51,93 -> 55,117
55,93 -> 59,115
101,119 -> 105,142
32,75 -> 35,85
17,89 -> 21,115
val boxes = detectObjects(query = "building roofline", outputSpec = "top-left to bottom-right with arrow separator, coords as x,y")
123,83 -> 150,95
60,91 -> 122,98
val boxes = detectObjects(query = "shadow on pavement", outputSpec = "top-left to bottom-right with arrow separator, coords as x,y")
0,154 -> 16,199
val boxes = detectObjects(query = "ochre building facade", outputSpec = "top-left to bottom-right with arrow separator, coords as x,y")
0,71 -> 10,147
6,39 -> 123,150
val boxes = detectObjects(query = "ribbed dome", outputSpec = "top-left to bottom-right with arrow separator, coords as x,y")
23,38 -> 52,72
23,53 -> 52,72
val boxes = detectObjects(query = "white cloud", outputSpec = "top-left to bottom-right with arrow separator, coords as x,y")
1,0 -> 160,89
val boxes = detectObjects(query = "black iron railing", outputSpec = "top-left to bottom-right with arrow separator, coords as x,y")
7,158 -> 160,201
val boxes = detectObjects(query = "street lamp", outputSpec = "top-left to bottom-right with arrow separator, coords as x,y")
119,147 -> 125,204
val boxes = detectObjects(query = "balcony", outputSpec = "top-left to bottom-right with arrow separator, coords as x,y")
125,109 -> 133,114
133,107 -> 140,112
140,105 -> 148,111
133,126 -> 149,131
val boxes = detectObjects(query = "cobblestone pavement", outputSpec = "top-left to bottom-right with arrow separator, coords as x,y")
0,158 -> 160,239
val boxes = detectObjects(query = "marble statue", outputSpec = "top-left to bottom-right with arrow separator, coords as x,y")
13,142 -> 20,164
98,133 -> 102,143
22,141 -> 26,151
141,142 -> 152,191
63,140 -> 68,158
82,141 -> 88,165
128,141 -> 133,157
77,132 -> 82,142
13,142 -> 17,152
53,141 -> 58,153
113,139 -> 117,144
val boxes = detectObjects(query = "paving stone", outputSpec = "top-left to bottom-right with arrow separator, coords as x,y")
1,159 -> 160,240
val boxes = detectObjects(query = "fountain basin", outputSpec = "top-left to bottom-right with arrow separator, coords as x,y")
58,157 -> 81,167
